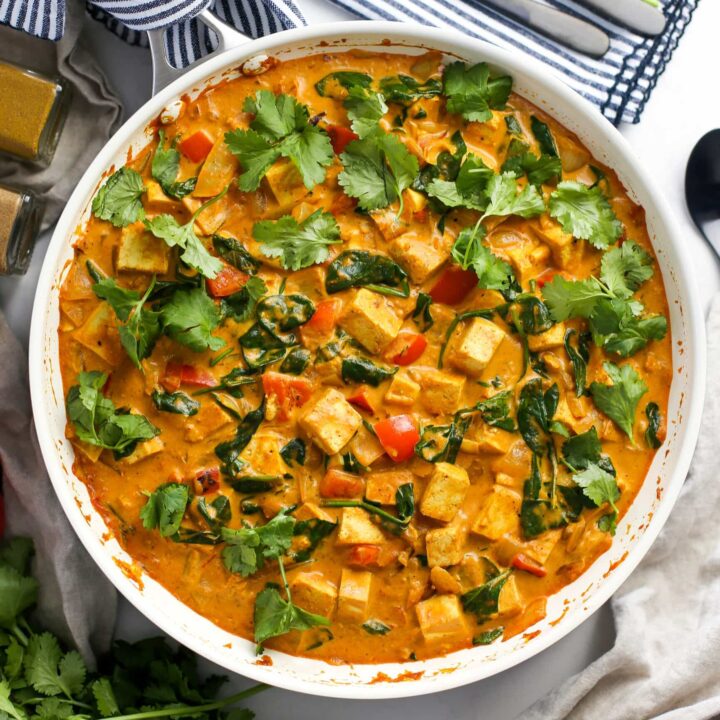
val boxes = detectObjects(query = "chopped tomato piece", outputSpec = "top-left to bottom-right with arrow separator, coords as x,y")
535,269 -> 557,289
413,208 -> 429,223
194,467 -> 220,495
178,130 -> 214,163
305,299 -> 339,334
347,387 -> 374,414
374,414 -> 420,463
162,362 -> 215,392
330,192 -> 357,215
262,371 -> 313,420
319,468 -> 365,499
206,263 -> 249,298
326,124 -> 359,154
388,333 -> 428,366
429,266 -> 478,305
512,553 -> 547,578
348,544 -> 381,567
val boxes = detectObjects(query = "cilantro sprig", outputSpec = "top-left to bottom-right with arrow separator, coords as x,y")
151,130 -> 197,199
442,61 -> 513,123
160,286 -> 225,352
225,90 -> 333,191
91,167 -> 145,228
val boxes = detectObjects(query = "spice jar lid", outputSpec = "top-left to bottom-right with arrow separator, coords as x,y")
0,183 -> 44,275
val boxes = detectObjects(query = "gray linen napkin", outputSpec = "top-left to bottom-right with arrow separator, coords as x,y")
521,296 -> 720,720
0,0 -> 122,229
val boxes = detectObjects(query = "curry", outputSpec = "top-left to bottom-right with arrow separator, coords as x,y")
57,50 -> 671,664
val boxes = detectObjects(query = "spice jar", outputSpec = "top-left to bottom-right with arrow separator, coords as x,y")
0,184 -> 43,275
0,60 -> 69,164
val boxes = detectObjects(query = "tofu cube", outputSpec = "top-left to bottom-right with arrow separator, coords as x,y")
446,317 -> 505,377
384,372 -> 421,407
290,572 -> 337,617
497,575 -> 523,617
240,433 -> 286,477
365,469 -> 415,505
421,462 -> 470,523
527,323 -> 566,352
472,486 -> 521,540
553,397 -> 593,436
388,233 -> 449,284
145,180 -> 176,209
336,507 -> 386,545
117,223 -> 170,274
337,568 -> 373,623
532,215 -> 575,269
370,208 -> 408,241
294,502 -> 335,523
348,425 -> 385,467
339,288 -> 402,354
415,594 -> 470,645
298,388 -> 362,455
426,524 -> 465,567
72,439 -> 103,463
264,158 -> 309,213
121,435 -> 164,465
417,369 -> 466,415
182,195 -> 228,235
184,402 -> 233,442
475,426 -> 515,455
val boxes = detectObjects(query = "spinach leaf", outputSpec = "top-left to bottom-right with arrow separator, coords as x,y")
501,139 -> 560,187
151,389 -> 200,416
514,294 -> 554,335
517,379 -> 559,455
152,130 -> 197,199
379,74 -> 441,104
325,250 -> 409,297
472,391 -> 516,431
315,71 -> 372,97
214,399 -> 266,477
291,518 -> 337,563
415,414 -> 472,464
530,116 -> 558,157
280,347 -> 311,375
221,275 -> 268,323
341,356 -> 398,387
362,619 -> 391,635
280,438 -> 306,467
562,427 -> 603,471
66,371 -> 159,457
212,234 -> 261,274
461,570 -> 512,618
140,483 -> 190,538
395,483 -> 415,523
197,495 -> 232,531
231,475 -> 284,494
645,402 -> 662,449
473,627 -> 504,645
256,293 -> 315,345
412,292 -> 434,332
91,167 -> 145,228
564,329 -> 590,396
505,114 -> 522,135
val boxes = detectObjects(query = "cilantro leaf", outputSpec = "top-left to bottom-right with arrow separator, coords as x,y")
502,140 -> 561,186
461,569 -> 512,618
338,133 -> 419,211
225,91 -> 333,191
344,86 -> 387,138
573,462 -> 620,535
590,298 -> 667,357
427,154 -> 494,211
254,584 -> 330,646
562,426 -> 602,470
549,181 -> 623,249
160,287 -> 225,352
600,240 -> 654,298
443,61 -> 512,122
90,271 -> 161,369
66,371 -> 159,456
590,361 -> 648,443
24,633 -> 87,697
140,482 -> 190,537
0,565 -> 38,628
92,678 -> 120,717
253,209 -> 340,271
483,173 -> 545,219
221,513 -> 295,577
0,680 -> 23,720
451,225 -> 516,292
542,275 -> 608,321
91,167 -> 145,228
152,131 -> 196,199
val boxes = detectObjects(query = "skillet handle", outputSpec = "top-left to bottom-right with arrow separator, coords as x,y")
148,8 -> 252,96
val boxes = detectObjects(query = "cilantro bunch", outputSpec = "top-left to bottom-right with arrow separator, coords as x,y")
0,537 -> 265,720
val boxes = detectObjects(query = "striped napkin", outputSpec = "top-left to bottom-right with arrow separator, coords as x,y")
0,0 -> 698,124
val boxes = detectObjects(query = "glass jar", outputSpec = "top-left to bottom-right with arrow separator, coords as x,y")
0,60 -> 70,164
0,184 -> 44,275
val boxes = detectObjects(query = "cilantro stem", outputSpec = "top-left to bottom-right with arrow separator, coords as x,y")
321,499 -> 408,527
11,622 -> 29,646
106,684 -> 267,720
210,347 -> 235,366
25,697 -> 93,710
190,184 -> 230,225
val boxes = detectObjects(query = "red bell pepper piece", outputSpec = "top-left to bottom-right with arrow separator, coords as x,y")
429,266 -> 478,305
162,362 -> 216,392
326,124 -> 359,155
206,263 -> 249,298
262,371 -> 313,420
178,130 -> 214,163
305,299 -> 339,334
347,387 -> 374,414
319,468 -> 365,499
195,467 -> 220,495
389,333 -> 428,366
535,269 -> 557,289
511,553 -> 547,578
374,414 -> 420,463
348,544 -> 381,567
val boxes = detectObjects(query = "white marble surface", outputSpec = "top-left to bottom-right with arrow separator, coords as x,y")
2,2 -> 720,717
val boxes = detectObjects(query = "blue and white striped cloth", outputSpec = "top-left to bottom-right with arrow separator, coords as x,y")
0,0 -> 699,125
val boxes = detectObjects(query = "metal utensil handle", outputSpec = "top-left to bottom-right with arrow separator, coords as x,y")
147,8 -> 251,96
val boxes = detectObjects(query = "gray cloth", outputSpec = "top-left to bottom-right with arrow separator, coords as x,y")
522,295 -> 720,720
0,0 -> 122,229
0,313 -> 117,663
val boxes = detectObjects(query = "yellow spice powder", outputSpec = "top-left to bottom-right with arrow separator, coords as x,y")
0,185 -> 22,274
0,61 -> 57,160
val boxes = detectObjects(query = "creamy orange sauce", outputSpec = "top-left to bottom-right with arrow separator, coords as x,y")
57,51 -> 671,664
